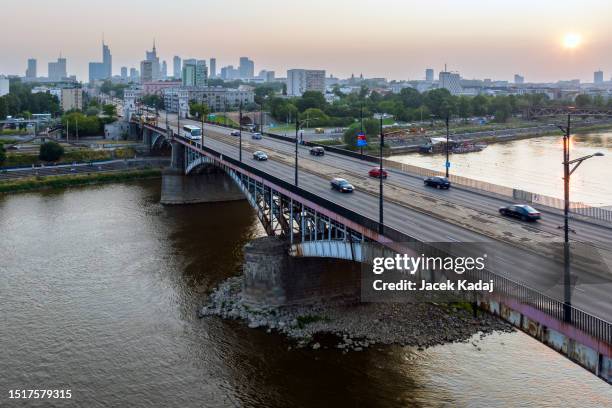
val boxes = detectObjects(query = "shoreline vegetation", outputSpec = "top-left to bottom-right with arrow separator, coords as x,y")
0,168 -> 162,194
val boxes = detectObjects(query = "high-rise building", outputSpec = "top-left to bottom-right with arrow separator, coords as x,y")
594,70 -> 604,84
438,70 -> 462,95
140,61 -> 154,83
0,75 -> 9,97
173,56 -> 182,79
48,56 -> 67,81
121,67 -> 128,80
425,68 -> 434,82
182,59 -> 207,87
514,74 -> 525,84
60,88 -> 83,111
88,41 -> 112,83
161,61 -> 168,79
220,65 -> 239,80
286,69 -> 326,96
129,68 -> 139,82
209,58 -> 216,78
144,40 -> 160,80
26,58 -> 37,80
239,57 -> 254,79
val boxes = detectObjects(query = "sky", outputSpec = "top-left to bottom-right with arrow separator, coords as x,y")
2,0 -> 612,82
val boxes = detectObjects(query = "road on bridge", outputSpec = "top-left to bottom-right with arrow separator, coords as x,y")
158,112 -> 612,322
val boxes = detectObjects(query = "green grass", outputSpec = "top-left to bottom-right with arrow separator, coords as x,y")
3,147 -> 136,167
0,169 -> 161,194
208,115 -> 239,127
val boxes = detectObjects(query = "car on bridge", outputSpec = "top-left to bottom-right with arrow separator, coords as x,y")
330,178 -> 354,193
499,204 -> 541,222
368,167 -> 388,179
424,176 -> 451,189
309,146 -> 325,156
252,151 -> 268,161
251,132 -> 263,140
230,130 -> 240,136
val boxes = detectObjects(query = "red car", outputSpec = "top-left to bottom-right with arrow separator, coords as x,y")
368,167 -> 388,178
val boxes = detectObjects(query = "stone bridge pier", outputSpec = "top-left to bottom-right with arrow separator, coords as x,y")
160,140 -> 245,205
242,237 -> 361,307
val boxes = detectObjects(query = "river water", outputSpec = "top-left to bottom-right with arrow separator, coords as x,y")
391,131 -> 612,207
1,180 -> 611,407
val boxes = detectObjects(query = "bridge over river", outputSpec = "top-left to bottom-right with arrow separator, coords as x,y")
133,112 -> 612,383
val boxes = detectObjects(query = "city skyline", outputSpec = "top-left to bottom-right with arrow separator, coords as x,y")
2,0 -> 612,82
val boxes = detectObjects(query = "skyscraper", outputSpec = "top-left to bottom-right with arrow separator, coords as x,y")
514,74 -> 525,84
140,61 -> 153,83
425,68 -> 434,82
182,59 -> 207,87
209,58 -> 216,79
26,58 -> 37,80
287,69 -> 326,96
161,61 -> 168,79
48,55 -> 67,81
173,56 -> 182,79
121,67 -> 128,80
89,41 -> 112,82
438,70 -> 462,95
143,40 -> 160,80
129,68 -> 139,82
594,70 -> 604,84
239,57 -> 254,79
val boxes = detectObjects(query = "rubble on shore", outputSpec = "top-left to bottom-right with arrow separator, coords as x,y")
199,276 -> 514,352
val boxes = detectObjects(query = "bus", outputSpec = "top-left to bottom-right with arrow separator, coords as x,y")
182,125 -> 202,141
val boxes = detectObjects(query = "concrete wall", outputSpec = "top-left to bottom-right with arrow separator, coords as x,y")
242,237 -> 360,307
160,169 -> 245,205
479,296 -> 611,384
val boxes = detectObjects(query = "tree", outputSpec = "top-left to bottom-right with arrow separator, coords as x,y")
457,96 -> 472,122
301,108 -> 329,127
423,89 -> 455,118
575,94 -> 592,108
296,91 -> 326,112
189,102 -> 210,119
39,141 -> 64,162
490,96 -> 512,123
398,87 -> 423,109
0,143 -> 6,165
102,104 -> 117,117
142,94 -> 164,110
471,94 -> 489,117
343,119 -> 380,147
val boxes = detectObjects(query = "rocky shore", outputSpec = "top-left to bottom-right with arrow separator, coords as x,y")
199,276 -> 514,352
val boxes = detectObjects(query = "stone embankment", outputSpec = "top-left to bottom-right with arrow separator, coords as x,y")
199,276 -> 514,352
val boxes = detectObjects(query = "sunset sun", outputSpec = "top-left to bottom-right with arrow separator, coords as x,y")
563,32 -> 582,49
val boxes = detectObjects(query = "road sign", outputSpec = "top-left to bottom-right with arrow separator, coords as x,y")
445,161 -> 451,169
356,132 -> 367,147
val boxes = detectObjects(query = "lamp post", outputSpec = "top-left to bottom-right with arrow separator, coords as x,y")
445,114 -> 450,178
555,113 -> 604,322
379,117 -> 384,234
239,103 -> 243,162
360,102 -> 364,157
294,115 -> 319,187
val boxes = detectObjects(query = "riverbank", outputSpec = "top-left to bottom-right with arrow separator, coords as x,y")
200,276 -> 514,352
0,168 -> 162,193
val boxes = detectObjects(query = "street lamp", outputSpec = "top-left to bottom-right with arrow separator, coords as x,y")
239,103 -> 243,162
379,117 -> 384,234
294,115 -> 319,187
445,114 -> 450,178
555,113 -> 604,322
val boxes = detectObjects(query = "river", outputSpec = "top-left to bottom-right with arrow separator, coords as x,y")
1,180 -> 610,407
391,131 -> 612,207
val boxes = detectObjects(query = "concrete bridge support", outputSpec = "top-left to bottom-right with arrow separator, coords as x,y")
242,237 -> 361,307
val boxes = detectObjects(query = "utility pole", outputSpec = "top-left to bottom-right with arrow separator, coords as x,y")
379,116 -> 384,235
66,119 -> 69,142
445,114 -> 450,178
239,103 -> 243,162
295,115 -> 299,186
75,116 -> 79,141
201,104 -> 204,147
562,113 -> 571,322
360,102 -> 364,157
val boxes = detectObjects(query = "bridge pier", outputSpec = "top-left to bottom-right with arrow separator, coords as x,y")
242,237 -> 361,307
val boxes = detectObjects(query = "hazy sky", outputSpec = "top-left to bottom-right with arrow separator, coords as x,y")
2,0 -> 612,82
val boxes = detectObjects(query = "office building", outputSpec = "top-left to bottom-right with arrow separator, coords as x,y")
61,88 -> 83,111
161,61 -> 168,80
48,56 -> 67,81
130,68 -> 139,82
88,42 -> 112,83
425,68 -> 434,82
209,58 -> 216,78
438,70 -> 462,95
26,58 -> 37,80
594,70 -> 604,84
140,61 -> 154,83
220,65 -> 239,80
286,69 -> 326,96
0,75 -> 9,97
514,74 -> 525,84
163,86 -> 254,113
182,59 -> 207,87
239,57 -> 254,79
121,67 -> 128,80
173,56 -> 182,79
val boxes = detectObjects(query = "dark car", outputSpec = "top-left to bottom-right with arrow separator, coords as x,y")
424,176 -> 451,189
252,151 -> 268,161
230,130 -> 240,136
499,204 -> 541,222
310,146 -> 325,156
368,167 -> 388,179
330,177 -> 354,193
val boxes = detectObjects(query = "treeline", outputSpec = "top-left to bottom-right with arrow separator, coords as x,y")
258,85 -> 612,128
0,80 -> 61,120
